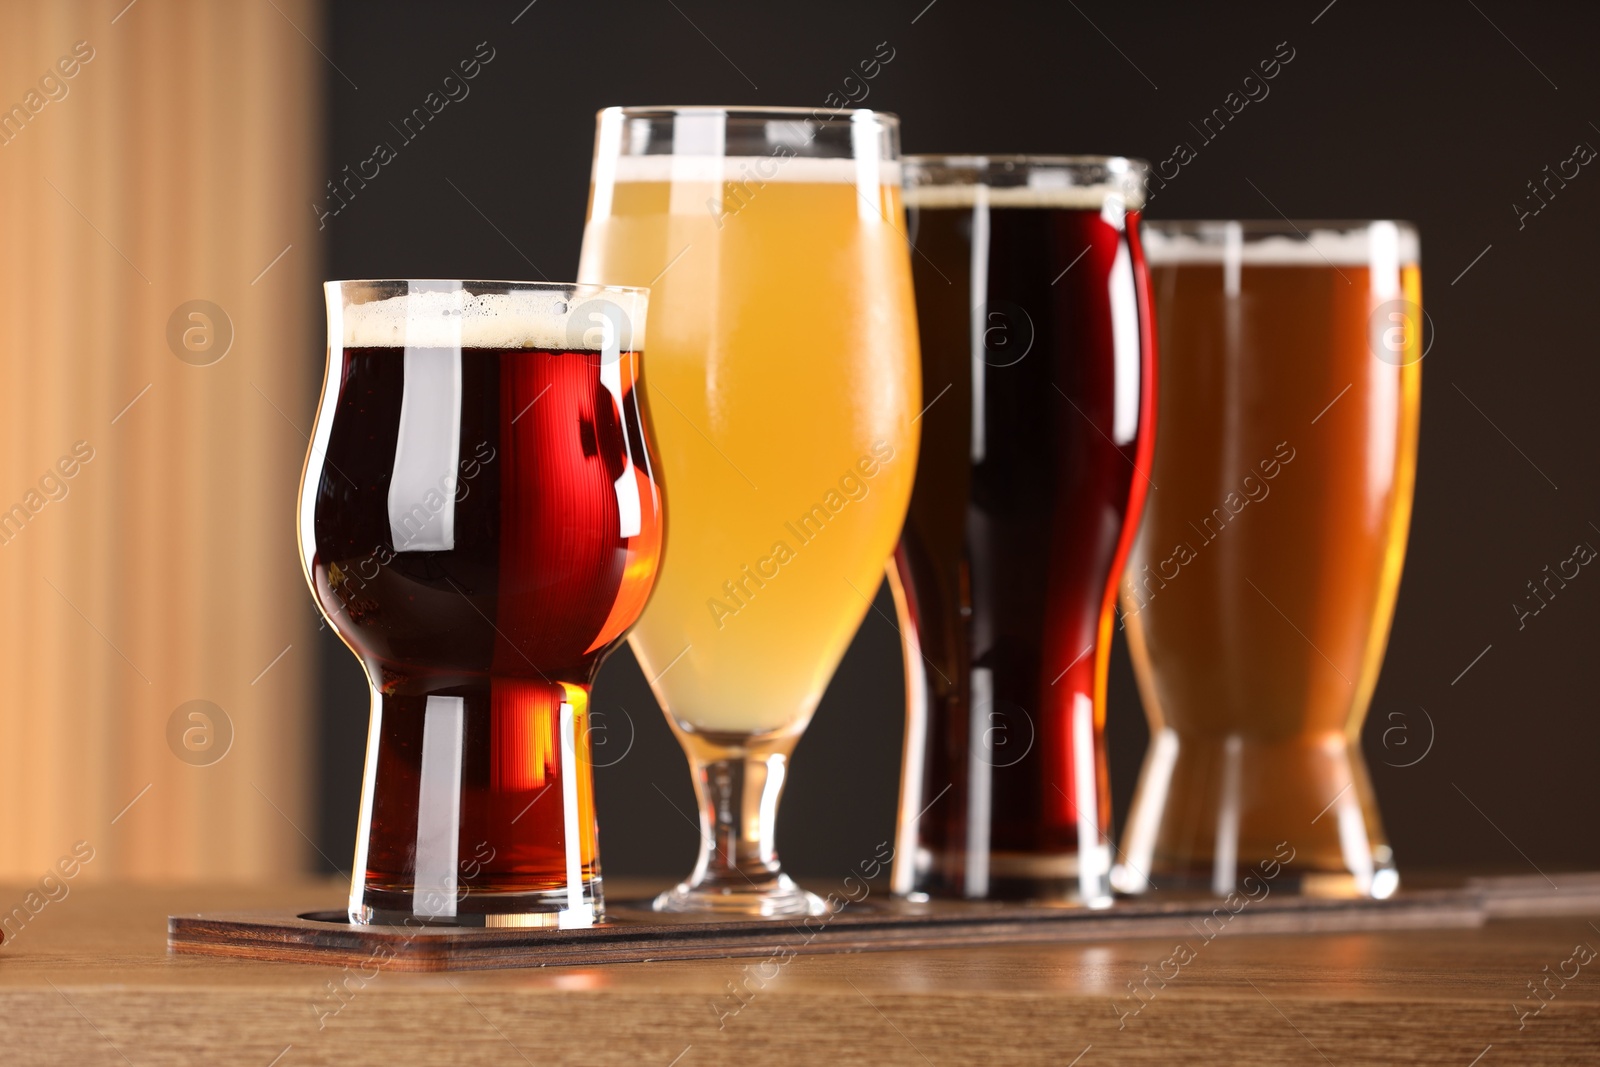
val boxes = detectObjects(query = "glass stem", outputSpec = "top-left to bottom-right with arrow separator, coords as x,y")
687,739 -> 792,890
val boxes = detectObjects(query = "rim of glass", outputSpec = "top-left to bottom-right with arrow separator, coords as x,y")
1144,219 -> 1417,236
600,104 -> 898,126
907,153 -> 1147,172
326,279 -> 649,297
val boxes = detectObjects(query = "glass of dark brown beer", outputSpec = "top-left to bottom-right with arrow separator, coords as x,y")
1118,221 -> 1421,899
300,280 -> 661,926
890,156 -> 1156,905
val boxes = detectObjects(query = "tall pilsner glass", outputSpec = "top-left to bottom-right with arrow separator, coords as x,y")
890,157 -> 1156,905
1118,222 -> 1422,899
578,107 -> 920,915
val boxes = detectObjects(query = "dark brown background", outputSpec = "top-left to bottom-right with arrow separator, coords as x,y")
313,0 -> 1600,882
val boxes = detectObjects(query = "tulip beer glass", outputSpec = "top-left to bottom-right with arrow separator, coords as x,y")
300,280 -> 660,926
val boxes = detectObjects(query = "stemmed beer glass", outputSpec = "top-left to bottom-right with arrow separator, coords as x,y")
579,107 -> 920,915
300,280 -> 660,926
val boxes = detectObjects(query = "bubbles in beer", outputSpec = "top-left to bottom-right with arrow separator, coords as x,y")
336,286 -> 646,351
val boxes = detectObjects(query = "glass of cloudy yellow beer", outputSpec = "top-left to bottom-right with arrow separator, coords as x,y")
1117,221 -> 1422,900
578,106 -> 919,915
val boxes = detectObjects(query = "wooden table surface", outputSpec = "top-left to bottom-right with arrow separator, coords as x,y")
1,881 -> 1596,1066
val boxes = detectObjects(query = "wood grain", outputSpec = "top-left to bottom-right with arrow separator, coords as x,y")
0,0 -> 317,882
168,885 -> 1490,971
3,880 -> 1598,1065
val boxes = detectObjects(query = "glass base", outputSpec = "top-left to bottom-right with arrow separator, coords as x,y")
350,878 -> 604,928
906,845 -> 1114,907
653,872 -> 826,917
1111,861 -> 1398,901
1116,727 -> 1397,899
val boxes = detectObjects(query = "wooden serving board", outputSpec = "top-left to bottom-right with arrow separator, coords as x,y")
168,885 -> 1493,972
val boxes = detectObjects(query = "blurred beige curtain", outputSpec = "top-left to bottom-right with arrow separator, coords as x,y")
0,0 -> 322,879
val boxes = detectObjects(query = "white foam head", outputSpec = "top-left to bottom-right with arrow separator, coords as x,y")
903,158 -> 1146,211
903,182 -> 1143,210
1143,222 -> 1419,266
330,285 -> 646,350
606,154 -> 899,184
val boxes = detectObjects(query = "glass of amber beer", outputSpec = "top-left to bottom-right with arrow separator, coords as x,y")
889,157 -> 1156,906
300,280 -> 661,926
579,107 -> 919,915
1118,221 -> 1422,899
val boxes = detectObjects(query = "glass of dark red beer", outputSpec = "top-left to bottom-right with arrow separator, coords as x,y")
300,280 -> 661,927
889,157 -> 1155,905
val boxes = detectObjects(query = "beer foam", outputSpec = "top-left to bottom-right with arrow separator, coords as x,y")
1143,224 -> 1420,266
606,154 -> 900,185
904,182 -> 1145,211
332,286 -> 646,350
